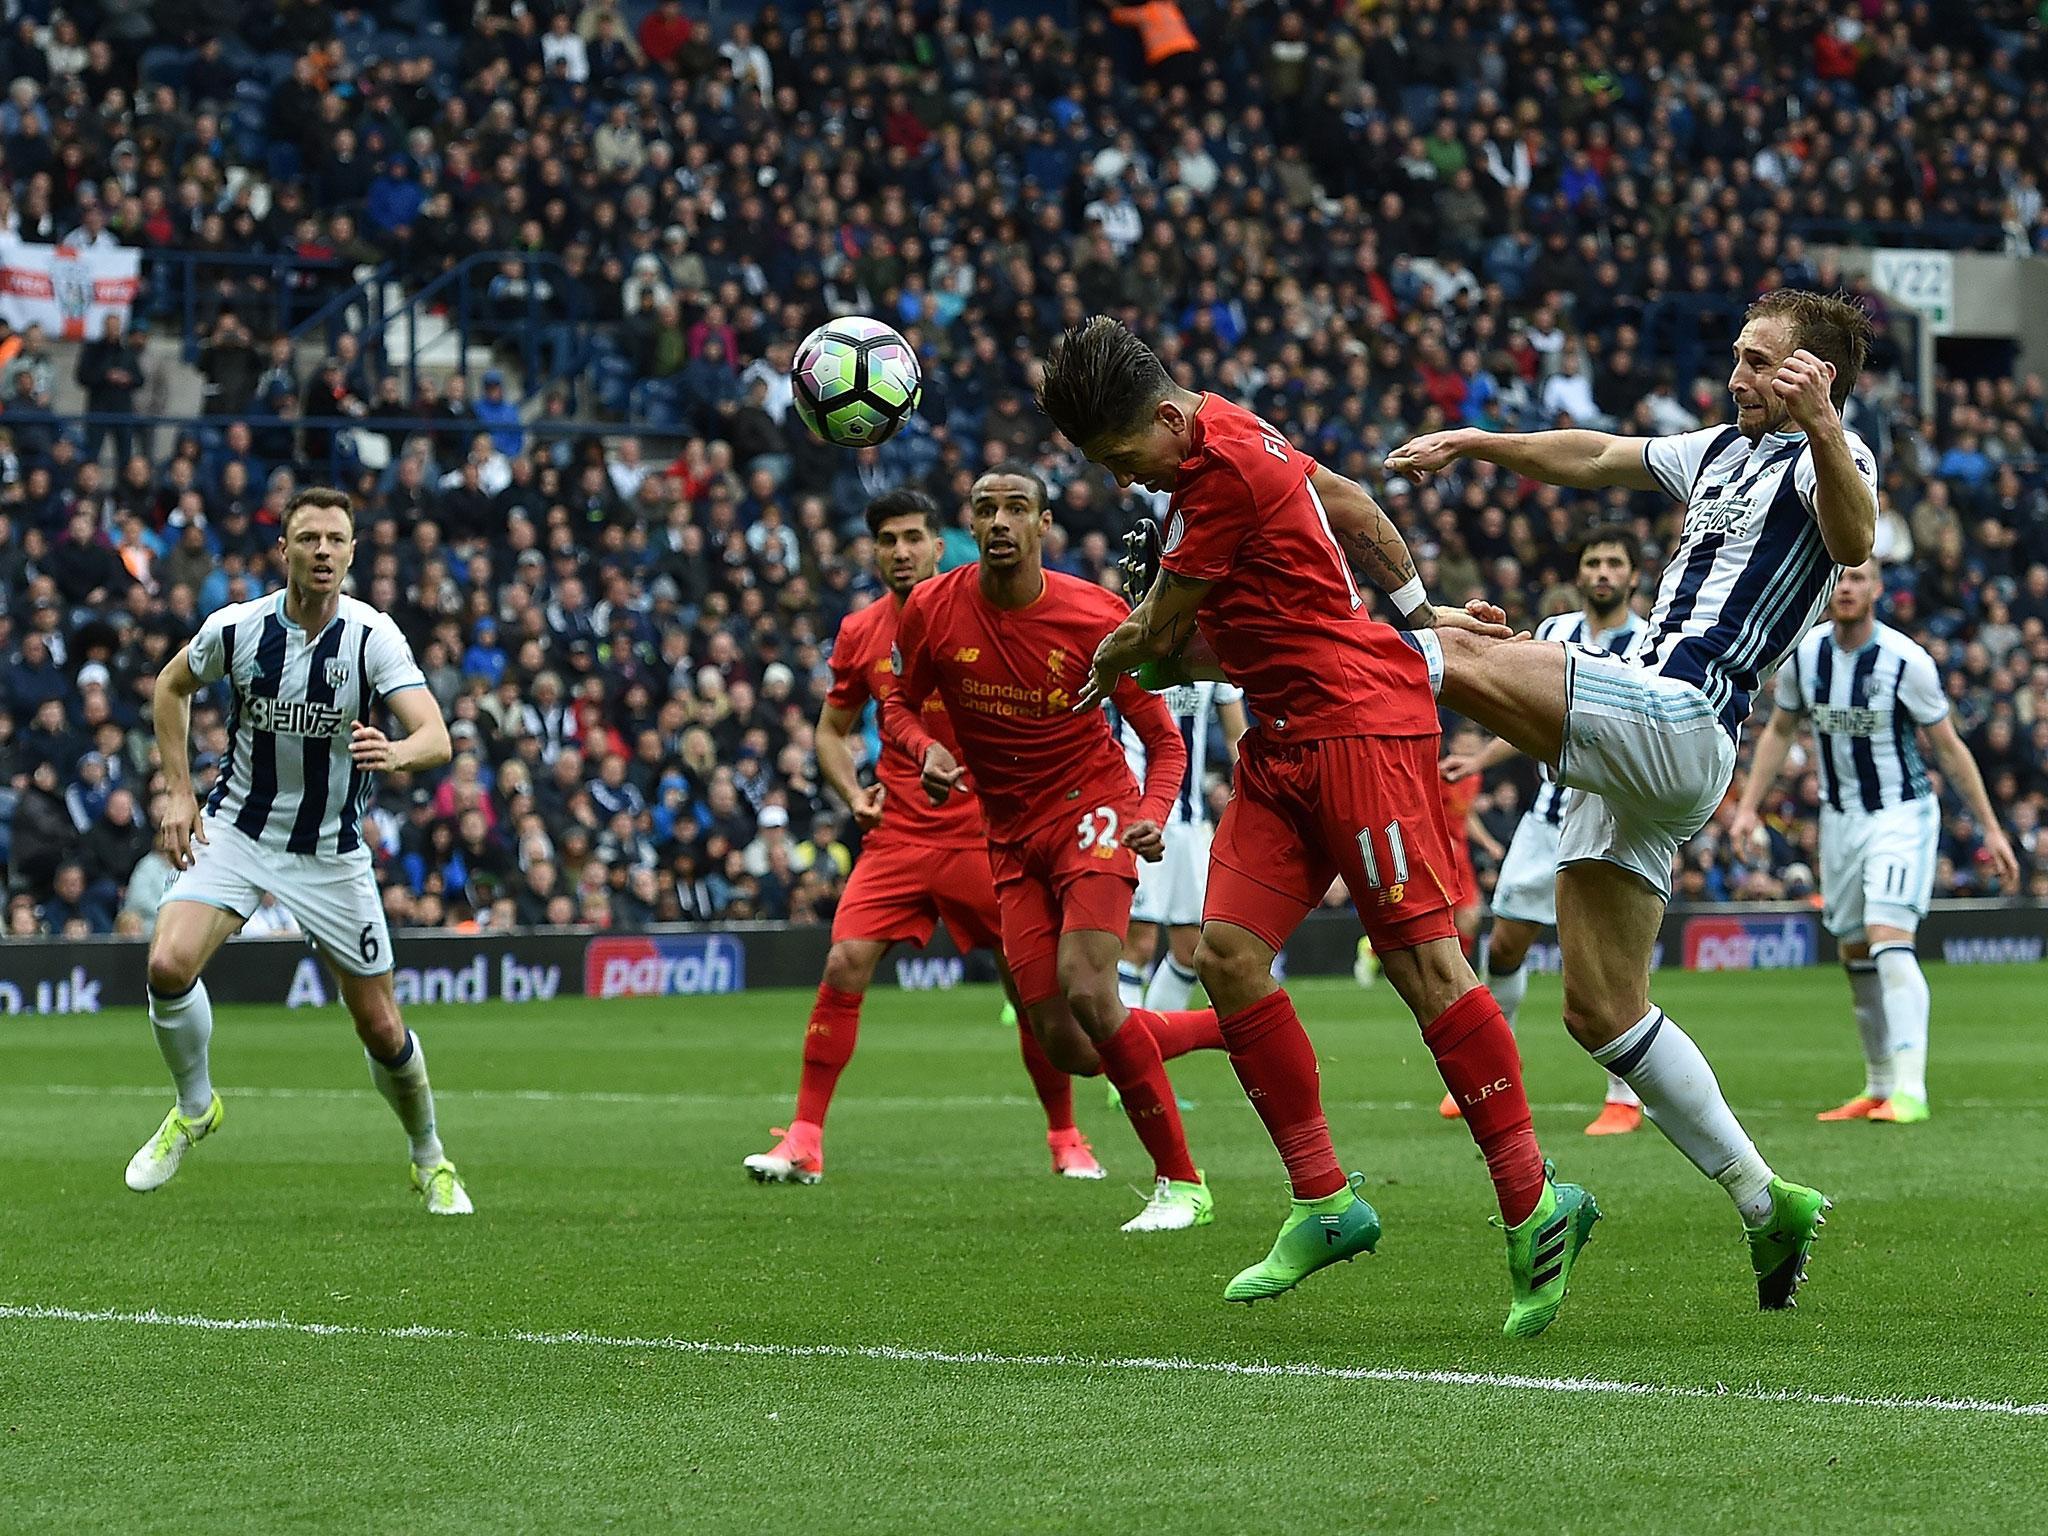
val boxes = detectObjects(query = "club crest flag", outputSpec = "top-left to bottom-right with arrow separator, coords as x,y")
0,237 -> 141,339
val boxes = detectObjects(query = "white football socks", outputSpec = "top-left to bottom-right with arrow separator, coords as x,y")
1845,959 -> 1893,1098
1142,954 -> 1198,1013
1115,961 -> 1147,1010
1484,954 -> 1528,1033
1594,1006 -> 1773,1223
368,1031 -> 445,1166
1603,1071 -> 1641,1107
1874,942 -> 1930,1101
149,981 -> 216,1118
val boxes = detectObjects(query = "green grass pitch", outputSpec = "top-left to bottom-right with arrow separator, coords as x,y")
3,966 -> 2046,1532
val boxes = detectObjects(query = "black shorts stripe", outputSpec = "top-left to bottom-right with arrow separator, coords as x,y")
287,621 -> 350,854
233,613 -> 289,840
335,628 -> 375,856
204,621 -> 241,814
1848,645 -> 1883,813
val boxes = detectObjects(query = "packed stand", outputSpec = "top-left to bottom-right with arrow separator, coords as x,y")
6,0 -> 2048,935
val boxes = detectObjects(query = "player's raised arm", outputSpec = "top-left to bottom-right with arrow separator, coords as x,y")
1385,426 -> 1662,493
152,644 -> 211,870
1307,465 -> 1518,635
1775,350 -> 1877,566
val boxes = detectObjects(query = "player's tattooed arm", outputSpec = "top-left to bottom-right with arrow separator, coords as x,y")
1076,570 -> 1214,712
1308,465 -> 1433,627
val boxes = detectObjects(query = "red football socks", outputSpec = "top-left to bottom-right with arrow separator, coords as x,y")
1142,1007 -> 1227,1060
1424,986 -> 1545,1226
1016,1020 -> 1075,1132
1095,1014 -> 1201,1184
794,983 -> 863,1127
1218,988 -> 1344,1200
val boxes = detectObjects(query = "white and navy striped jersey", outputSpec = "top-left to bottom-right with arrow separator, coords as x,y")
1772,621 -> 1946,814
1639,424 -> 1879,740
187,592 -> 427,859
1532,607 -> 1642,823
1116,681 -> 1243,827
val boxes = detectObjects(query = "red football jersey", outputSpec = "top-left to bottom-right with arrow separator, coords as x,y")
883,565 -> 1187,842
825,591 -> 984,848
1159,393 -> 1437,740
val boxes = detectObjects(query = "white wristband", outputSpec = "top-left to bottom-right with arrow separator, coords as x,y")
1388,576 -> 1429,619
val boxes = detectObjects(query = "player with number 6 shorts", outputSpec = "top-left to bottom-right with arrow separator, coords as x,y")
1731,559 -> 2018,1126
127,488 -> 473,1215
882,463 -> 1230,1237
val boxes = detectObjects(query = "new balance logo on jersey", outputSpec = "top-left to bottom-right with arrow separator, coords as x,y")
953,646 -> 981,663
246,696 -> 350,738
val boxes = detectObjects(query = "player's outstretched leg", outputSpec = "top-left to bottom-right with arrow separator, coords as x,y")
1381,938 -> 1597,1337
1558,863 -> 1828,1308
127,902 -> 239,1193
747,943 -> 885,1185
340,970 -> 471,1215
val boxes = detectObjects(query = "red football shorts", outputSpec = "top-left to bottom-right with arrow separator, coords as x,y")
830,837 -> 1004,953
1207,732 -> 1459,954
1447,838 -> 1478,911
988,804 -> 1139,1006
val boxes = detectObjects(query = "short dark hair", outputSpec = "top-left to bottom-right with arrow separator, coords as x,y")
863,487 -> 941,538
1036,315 -> 1175,447
1742,289 -> 1872,408
1572,525 -> 1641,571
282,486 -> 355,535
972,461 -> 1050,511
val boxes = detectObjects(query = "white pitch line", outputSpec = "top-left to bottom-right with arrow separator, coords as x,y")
2,1301 -> 2043,1420
18,1083 -> 2048,1113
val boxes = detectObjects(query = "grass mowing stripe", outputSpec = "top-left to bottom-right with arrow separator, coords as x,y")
26,1082 -> 2048,1112
5,1301 -> 2045,1421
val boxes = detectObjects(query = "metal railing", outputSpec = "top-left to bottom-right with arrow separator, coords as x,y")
12,410 -> 636,486
288,252 -> 594,412
137,249 -> 365,363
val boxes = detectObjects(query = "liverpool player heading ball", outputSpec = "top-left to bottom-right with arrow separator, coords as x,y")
1042,318 -> 1595,1335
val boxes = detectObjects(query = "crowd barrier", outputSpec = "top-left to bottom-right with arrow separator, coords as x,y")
1,902 -> 2041,1018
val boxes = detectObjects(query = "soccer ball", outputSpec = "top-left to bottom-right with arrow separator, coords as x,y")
790,317 -> 922,447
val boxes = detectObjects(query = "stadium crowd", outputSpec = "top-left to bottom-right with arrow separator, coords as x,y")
6,0 -> 2048,936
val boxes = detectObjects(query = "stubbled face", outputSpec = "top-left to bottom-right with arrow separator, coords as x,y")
281,506 -> 353,597
872,512 -> 938,598
970,475 -> 1049,572
1727,315 -> 1798,439
1830,558 -> 1880,625
1576,539 -> 1636,617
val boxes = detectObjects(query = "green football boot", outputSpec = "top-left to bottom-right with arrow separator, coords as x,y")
1501,1177 -> 1600,1339
1747,1178 -> 1832,1309
1870,1093 -> 1928,1124
1224,1172 -> 1381,1303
